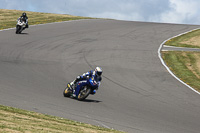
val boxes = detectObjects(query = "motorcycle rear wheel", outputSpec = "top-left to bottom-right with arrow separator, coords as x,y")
77,86 -> 91,101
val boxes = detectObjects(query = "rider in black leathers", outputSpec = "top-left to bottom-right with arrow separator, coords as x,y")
17,12 -> 29,29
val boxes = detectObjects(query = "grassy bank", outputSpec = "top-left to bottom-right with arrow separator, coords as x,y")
162,51 -> 200,92
0,9 -> 123,133
0,9 -> 93,30
165,29 -> 200,48
0,105 -> 122,133
162,28 -> 200,92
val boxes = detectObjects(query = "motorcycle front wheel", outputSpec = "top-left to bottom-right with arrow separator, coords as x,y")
77,86 -> 91,101
16,25 -> 20,34
63,84 -> 72,97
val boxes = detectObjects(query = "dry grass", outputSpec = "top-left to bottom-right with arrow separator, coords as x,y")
185,53 -> 200,79
180,36 -> 200,47
0,9 -> 93,30
164,29 -> 200,48
0,105 -> 123,133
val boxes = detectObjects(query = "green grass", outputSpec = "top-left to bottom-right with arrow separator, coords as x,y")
162,51 -> 200,92
0,9 -> 123,133
165,29 -> 200,48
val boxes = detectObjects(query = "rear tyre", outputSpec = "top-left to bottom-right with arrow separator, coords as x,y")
77,86 -> 91,101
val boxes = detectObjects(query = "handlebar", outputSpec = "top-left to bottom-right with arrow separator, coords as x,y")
89,77 -> 98,88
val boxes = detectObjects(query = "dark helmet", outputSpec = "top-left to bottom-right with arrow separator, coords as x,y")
22,12 -> 26,17
95,67 -> 102,76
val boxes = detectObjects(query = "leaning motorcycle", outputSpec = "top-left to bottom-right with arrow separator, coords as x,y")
16,20 -> 26,34
63,77 -> 98,101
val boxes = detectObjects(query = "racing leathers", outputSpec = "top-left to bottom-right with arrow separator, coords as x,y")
70,70 -> 102,97
17,15 -> 29,29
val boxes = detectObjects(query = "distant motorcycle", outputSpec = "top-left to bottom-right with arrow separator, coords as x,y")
16,19 -> 26,34
63,77 -> 98,101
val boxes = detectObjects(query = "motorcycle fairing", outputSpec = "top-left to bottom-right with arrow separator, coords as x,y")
75,80 -> 87,97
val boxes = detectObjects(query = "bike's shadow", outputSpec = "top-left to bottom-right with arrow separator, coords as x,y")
17,33 -> 28,35
19,33 -> 29,35
81,99 -> 102,103
64,96 -> 102,103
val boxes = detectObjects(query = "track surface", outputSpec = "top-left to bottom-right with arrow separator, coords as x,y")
0,19 -> 200,133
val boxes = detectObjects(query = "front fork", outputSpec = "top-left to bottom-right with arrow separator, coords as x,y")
74,81 -> 88,97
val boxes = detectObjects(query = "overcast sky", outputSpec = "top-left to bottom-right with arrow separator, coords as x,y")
1,0 -> 200,25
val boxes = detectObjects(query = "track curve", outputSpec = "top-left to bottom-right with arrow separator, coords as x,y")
0,19 -> 200,133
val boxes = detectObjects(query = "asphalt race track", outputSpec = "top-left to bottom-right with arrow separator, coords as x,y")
0,19 -> 200,133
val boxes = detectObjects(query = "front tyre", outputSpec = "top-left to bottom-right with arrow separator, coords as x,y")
77,86 -> 91,101
16,25 -> 20,34
63,84 -> 72,97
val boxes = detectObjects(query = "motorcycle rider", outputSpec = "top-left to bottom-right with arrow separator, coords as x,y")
17,12 -> 29,29
70,67 -> 103,97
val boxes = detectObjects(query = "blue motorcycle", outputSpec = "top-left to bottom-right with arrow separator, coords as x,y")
63,77 -> 98,101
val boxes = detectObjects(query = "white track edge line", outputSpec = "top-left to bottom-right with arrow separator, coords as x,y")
158,27 -> 200,95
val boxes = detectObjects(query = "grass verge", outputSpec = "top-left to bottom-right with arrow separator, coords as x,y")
0,9 -> 93,30
162,28 -> 200,93
0,9 -> 123,133
0,105 -> 122,133
165,29 -> 200,48
162,51 -> 200,92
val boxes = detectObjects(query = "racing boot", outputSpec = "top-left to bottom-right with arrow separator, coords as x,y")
70,80 -> 76,97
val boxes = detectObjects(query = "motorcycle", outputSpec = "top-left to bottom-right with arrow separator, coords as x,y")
63,77 -> 98,101
16,19 -> 26,34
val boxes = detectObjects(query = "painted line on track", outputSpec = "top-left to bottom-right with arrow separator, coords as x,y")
158,28 -> 200,95
0,27 -> 15,31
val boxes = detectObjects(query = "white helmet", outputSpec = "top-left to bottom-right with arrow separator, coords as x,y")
95,67 -> 102,76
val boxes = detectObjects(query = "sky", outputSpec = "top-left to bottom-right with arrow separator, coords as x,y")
1,0 -> 200,25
